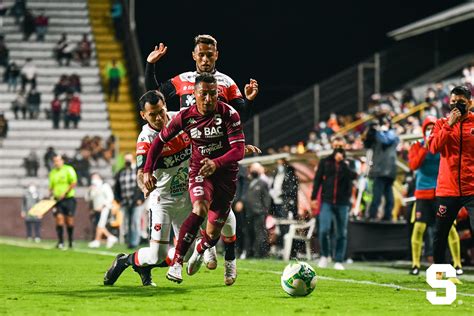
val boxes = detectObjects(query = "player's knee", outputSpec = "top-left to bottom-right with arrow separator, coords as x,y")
207,230 -> 220,241
192,201 -> 208,217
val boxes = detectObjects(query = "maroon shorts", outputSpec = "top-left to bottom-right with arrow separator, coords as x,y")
188,168 -> 237,227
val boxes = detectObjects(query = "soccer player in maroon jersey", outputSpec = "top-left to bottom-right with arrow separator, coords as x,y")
143,73 -> 245,284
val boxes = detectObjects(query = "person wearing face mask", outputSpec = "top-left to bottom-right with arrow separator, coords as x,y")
86,173 -> 116,249
21,184 -> 42,242
311,136 -> 358,270
428,85 -> 474,266
114,153 -> 143,249
408,116 -> 462,275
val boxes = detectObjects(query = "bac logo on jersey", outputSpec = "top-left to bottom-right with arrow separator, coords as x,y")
154,224 -> 162,232
437,205 -> 447,218
190,127 -> 202,139
204,126 -> 223,138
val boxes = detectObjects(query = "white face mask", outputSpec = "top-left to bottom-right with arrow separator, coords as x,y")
91,178 -> 102,186
424,130 -> 431,138
28,186 -> 36,194
277,165 -> 285,173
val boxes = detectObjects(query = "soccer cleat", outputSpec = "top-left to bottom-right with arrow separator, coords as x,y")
106,235 -> 118,249
318,256 -> 328,268
103,253 -> 129,286
204,247 -> 217,270
133,265 -> 156,286
334,262 -> 345,270
186,239 -> 204,276
88,240 -> 100,248
409,266 -> 420,275
56,242 -> 65,250
224,259 -> 237,286
455,266 -> 463,276
166,261 -> 183,284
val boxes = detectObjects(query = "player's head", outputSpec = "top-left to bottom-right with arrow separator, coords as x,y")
53,154 -> 64,169
194,72 -> 218,115
139,90 -> 168,130
331,135 -> 346,149
449,85 -> 472,117
192,34 -> 218,73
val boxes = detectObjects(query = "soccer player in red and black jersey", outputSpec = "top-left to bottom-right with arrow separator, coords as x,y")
144,34 -> 258,121
143,73 -> 245,284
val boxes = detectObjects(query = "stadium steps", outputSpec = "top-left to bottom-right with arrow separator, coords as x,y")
88,0 -> 139,154
0,0 -> 114,197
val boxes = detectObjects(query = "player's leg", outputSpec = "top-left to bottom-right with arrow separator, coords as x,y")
64,198 -> 76,248
54,203 -> 65,248
167,175 -> 212,283
433,197 -> 462,264
410,200 -> 428,275
318,202 -> 333,268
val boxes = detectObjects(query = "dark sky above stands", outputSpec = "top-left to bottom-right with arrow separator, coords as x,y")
136,0 -> 465,112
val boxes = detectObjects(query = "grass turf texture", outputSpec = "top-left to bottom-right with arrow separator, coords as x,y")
0,239 -> 473,315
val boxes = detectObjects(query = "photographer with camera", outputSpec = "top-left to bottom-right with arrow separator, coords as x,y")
429,85 -> 474,265
364,115 -> 400,221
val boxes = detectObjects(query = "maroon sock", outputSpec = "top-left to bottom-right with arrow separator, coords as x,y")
173,213 -> 204,264
197,230 -> 220,254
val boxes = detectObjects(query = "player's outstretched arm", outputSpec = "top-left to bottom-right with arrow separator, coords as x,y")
244,79 -> 259,101
244,144 -> 262,155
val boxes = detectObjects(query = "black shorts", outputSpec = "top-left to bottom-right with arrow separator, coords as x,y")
415,198 -> 437,225
54,197 -> 77,217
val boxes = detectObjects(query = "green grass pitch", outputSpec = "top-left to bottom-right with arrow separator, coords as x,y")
0,238 -> 473,315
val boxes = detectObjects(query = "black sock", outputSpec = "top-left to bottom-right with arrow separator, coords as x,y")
127,252 -> 136,267
224,242 -> 236,261
67,226 -> 74,246
56,226 -> 64,244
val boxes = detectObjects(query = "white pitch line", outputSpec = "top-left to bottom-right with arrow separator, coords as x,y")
2,239 -> 474,298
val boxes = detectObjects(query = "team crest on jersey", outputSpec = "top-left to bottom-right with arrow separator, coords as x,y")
437,205 -> 447,217
154,224 -> 162,232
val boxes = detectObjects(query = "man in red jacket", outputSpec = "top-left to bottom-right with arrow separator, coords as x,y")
429,85 -> 474,264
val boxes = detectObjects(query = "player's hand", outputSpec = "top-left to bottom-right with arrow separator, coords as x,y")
142,186 -> 152,198
199,158 -> 217,177
146,43 -> 168,64
310,200 -> 319,210
234,201 -> 244,212
244,79 -> 259,101
448,107 -> 461,127
244,144 -> 262,155
57,194 -> 65,201
143,172 -> 156,192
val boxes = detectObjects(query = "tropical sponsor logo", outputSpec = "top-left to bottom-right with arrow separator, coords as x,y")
198,141 -> 223,155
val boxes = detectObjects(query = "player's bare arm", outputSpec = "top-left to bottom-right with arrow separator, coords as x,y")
147,43 -> 168,64
244,144 -> 262,155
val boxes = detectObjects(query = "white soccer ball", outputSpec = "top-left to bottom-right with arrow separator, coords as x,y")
281,262 -> 317,296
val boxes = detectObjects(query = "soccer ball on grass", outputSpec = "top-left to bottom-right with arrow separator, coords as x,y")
280,261 -> 317,296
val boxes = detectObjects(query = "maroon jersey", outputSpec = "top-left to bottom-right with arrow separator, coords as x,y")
158,101 -> 245,173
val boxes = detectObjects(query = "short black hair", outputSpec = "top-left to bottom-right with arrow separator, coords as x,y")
194,34 -> 217,48
138,90 -> 165,111
195,72 -> 217,86
450,85 -> 471,100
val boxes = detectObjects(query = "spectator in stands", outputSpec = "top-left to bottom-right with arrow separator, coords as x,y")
69,74 -> 82,93
104,59 -> 125,102
0,112 -> 8,147
103,135 -> 116,163
75,34 -> 91,66
34,10 -> 48,41
24,150 -> 39,177
55,33 -> 73,66
50,95 -> 62,129
44,146 -> 56,172
0,35 -> 8,68
21,184 -> 42,242
20,58 -> 37,91
114,153 -> 143,249
85,173 -> 117,248
327,113 -> 340,133
11,90 -> 27,119
311,136 -> 358,270
72,149 -> 91,186
26,87 -> 41,119
4,62 -> 20,92
53,74 -> 71,97
111,0 -> 123,40
10,0 -> 26,25
306,131 -> 321,153
64,93 -> 81,129
22,10 -> 36,41
364,116 -> 400,221
462,65 -> 474,85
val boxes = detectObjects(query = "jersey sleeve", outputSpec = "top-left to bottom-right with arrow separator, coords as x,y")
226,78 -> 243,101
67,166 -> 78,184
224,105 -> 245,145
159,110 -> 184,143
136,135 -> 150,169
144,62 -> 177,100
